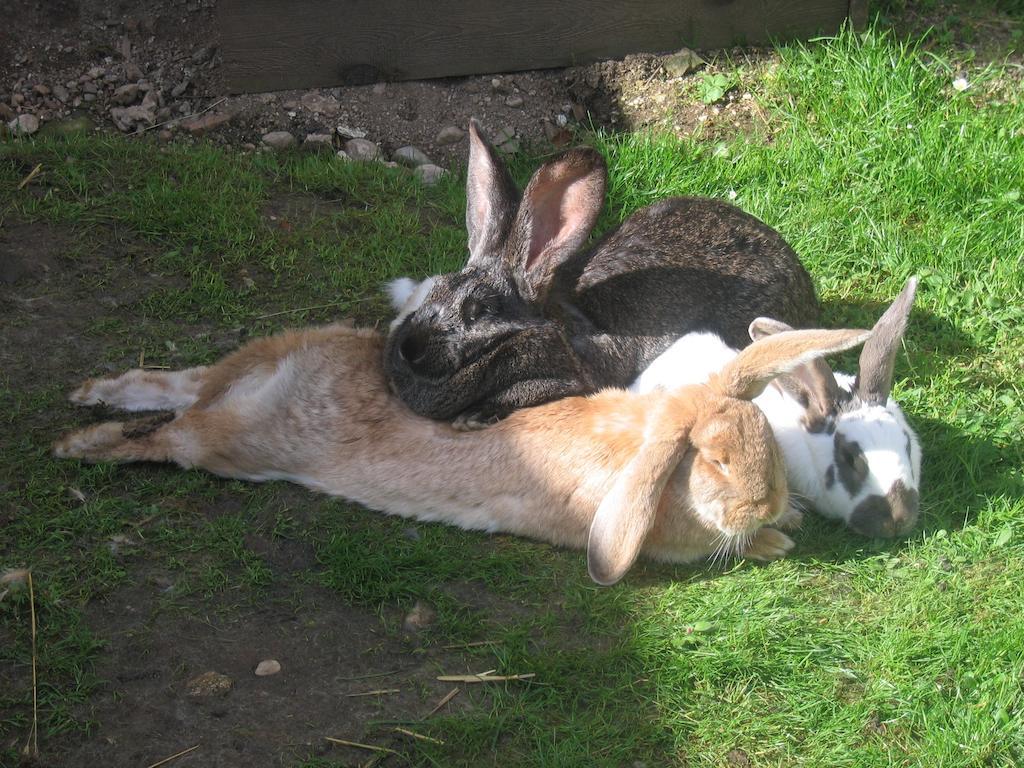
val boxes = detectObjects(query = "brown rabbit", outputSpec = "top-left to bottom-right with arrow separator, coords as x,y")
53,323 -> 869,585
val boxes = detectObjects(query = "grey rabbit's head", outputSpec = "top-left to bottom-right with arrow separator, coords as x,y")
384,120 -> 607,422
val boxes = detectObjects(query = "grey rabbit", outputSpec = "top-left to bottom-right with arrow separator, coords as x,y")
385,119 -> 820,424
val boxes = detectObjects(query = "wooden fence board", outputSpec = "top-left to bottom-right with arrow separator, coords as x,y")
219,0 -> 855,94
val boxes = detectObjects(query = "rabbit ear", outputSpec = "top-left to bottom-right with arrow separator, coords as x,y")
505,147 -> 606,303
466,119 -> 520,268
749,317 -> 848,428
587,406 -> 692,586
711,328 -> 872,402
857,277 -> 918,406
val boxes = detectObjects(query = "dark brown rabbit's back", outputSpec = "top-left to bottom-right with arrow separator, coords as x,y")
571,197 -> 819,348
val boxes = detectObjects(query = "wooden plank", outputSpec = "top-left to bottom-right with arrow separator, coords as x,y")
219,0 -> 852,94
848,0 -> 870,30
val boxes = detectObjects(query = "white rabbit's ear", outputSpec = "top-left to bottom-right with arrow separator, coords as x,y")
466,118 -> 519,268
505,147 -> 606,304
749,317 -> 848,429
587,410 -> 690,586
857,277 -> 918,406
712,328 -> 872,401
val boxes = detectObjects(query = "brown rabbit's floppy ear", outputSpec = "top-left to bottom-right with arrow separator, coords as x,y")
587,408 -> 692,586
711,328 -> 873,402
505,147 -> 606,303
465,118 -> 520,268
749,318 -> 850,428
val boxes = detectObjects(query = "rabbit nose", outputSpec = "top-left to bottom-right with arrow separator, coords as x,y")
399,330 -> 429,368
848,480 -> 919,538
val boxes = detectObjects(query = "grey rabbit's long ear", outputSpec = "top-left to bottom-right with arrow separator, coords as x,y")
856,277 -> 918,406
466,119 -> 520,268
505,146 -> 606,303
749,317 -> 849,430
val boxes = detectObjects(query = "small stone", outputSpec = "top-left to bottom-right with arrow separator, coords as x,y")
335,149 -> 350,161
181,111 -> 233,135
111,83 -> 140,105
380,160 -> 400,169
141,89 -> 160,111
663,47 -> 706,78
414,164 -> 447,186
158,129 -> 173,142
125,62 -> 144,82
110,105 -> 155,132
505,94 -> 524,108
9,113 -> 40,135
38,114 -> 95,137
302,132 -> 334,151
403,600 -> 437,632
33,84 -> 51,97
0,103 -> 14,122
81,82 -> 98,95
344,137 -> 380,161
490,77 -> 504,92
371,82 -> 387,96
52,84 -> 69,102
435,125 -> 464,145
191,45 -> 216,65
261,130 -> 297,149
83,93 -> 96,102
392,145 -> 431,167
186,671 -> 232,697
87,66 -> 106,79
11,93 -> 25,105
335,124 -> 366,140
254,659 -> 281,677
171,79 -> 190,98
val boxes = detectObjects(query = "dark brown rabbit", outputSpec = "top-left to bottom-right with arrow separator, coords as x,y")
385,120 -> 820,425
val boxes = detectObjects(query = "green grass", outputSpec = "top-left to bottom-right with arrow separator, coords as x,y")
3,23 -> 1024,768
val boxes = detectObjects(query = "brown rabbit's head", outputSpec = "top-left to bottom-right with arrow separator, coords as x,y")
681,394 -> 789,537
586,327 -> 873,585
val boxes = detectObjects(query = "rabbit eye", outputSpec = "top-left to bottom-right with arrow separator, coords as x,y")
462,296 -> 498,325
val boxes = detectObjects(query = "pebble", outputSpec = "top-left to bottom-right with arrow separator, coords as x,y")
9,113 -> 40,135
11,93 -> 25,105
254,659 -> 281,677
344,137 -> 380,161
181,111 -> 233,136
335,124 -> 366,140
335,149 -> 351,161
39,114 -> 95,137
403,600 -> 437,632
171,80 -> 190,98
125,62 -> 144,82
111,83 -> 141,105
52,84 -> 69,102
110,105 -> 155,132
186,671 -> 232,697
302,132 -> 334,151
435,125 -> 464,145
0,103 -> 14,122
191,45 -> 216,65
663,47 -> 706,78
414,164 -> 447,186
505,94 -> 524,108
158,129 -> 173,142
261,130 -> 297,149
33,84 -> 51,97
372,83 -> 387,96
392,145 -> 431,168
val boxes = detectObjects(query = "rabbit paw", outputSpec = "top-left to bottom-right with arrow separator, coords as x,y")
741,527 -> 795,562
451,412 -> 500,431
775,501 -> 804,531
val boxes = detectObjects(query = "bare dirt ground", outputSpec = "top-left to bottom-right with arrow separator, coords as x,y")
1,0 -> 772,166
